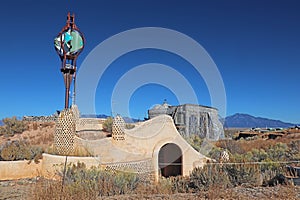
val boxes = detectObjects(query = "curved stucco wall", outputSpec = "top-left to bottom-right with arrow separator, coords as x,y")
120,115 -> 209,177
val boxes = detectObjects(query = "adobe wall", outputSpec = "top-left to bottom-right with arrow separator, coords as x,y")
0,160 -> 42,180
122,115 -> 209,178
41,153 -> 102,179
0,154 -> 154,181
76,118 -> 103,131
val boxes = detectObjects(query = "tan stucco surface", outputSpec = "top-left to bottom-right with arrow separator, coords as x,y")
77,115 -> 209,177
0,115 -> 210,181
0,160 -> 42,180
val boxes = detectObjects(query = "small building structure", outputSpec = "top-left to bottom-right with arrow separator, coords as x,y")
148,102 -> 224,140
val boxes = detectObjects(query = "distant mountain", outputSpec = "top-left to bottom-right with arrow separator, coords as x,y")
0,120 -> 3,126
224,113 -> 296,128
80,114 -> 140,123
81,114 -> 110,118
122,117 -> 141,123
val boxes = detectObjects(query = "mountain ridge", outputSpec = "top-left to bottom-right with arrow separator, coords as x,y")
0,113 -> 296,128
224,113 -> 297,128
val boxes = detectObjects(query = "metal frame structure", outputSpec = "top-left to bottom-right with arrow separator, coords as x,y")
54,13 -> 85,109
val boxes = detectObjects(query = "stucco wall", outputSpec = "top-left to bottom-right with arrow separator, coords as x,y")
123,115 -> 209,177
76,115 -> 210,179
0,160 -> 42,180
76,118 -> 103,131
41,153 -> 100,179
0,155 -> 100,181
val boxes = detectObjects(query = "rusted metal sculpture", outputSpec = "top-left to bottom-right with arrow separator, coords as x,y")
54,13 -> 85,109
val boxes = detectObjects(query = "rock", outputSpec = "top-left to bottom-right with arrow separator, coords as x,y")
267,174 -> 289,186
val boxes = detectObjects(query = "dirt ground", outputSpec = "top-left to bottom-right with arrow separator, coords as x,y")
0,179 -> 35,200
0,178 -> 299,200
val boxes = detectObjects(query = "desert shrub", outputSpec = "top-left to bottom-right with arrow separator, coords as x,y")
288,140 -> 300,160
190,165 -> 232,190
102,117 -> 113,133
0,140 -> 43,162
113,169 -> 139,194
216,139 -> 245,154
0,116 -> 28,136
222,141 -> 294,164
208,146 -> 224,161
156,177 -> 173,194
0,126 -> 5,136
32,122 -> 38,130
251,148 -> 268,162
260,163 -> 288,185
190,163 -> 277,189
224,128 -> 241,138
266,143 -> 289,161
40,122 -> 54,128
169,176 -> 191,193
0,142 -> 19,160
224,164 -> 262,186
125,123 -> 135,129
62,162 -> 139,196
184,134 -> 203,152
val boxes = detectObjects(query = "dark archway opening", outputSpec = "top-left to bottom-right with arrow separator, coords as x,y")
158,143 -> 182,177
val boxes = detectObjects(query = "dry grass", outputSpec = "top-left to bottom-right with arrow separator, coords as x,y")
0,122 -> 55,147
30,179 -> 300,200
30,160 -> 300,200
216,136 -> 300,155
31,179 -> 99,200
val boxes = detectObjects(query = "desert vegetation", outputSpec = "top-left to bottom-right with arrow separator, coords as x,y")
0,117 -> 54,163
31,132 -> 300,199
0,117 -> 28,137
31,160 -> 299,199
0,140 -> 43,163
102,117 -> 135,133
102,117 -> 113,133
0,118 -> 299,199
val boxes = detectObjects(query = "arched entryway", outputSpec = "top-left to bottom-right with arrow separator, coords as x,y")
158,143 -> 182,177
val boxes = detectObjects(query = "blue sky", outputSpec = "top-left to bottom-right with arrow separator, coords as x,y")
0,0 -> 299,123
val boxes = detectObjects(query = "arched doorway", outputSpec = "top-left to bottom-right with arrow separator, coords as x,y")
158,143 -> 182,177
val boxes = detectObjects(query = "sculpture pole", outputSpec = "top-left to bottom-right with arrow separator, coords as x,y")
54,13 -> 85,109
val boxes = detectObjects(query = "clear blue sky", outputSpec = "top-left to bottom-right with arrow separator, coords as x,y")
0,0 -> 299,123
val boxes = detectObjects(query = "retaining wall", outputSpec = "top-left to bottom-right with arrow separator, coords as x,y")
0,154 -> 99,181
41,153 -> 100,179
0,154 -> 153,181
0,160 -> 42,180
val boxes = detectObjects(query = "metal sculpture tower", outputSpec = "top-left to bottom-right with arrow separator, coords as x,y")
54,13 -> 85,109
